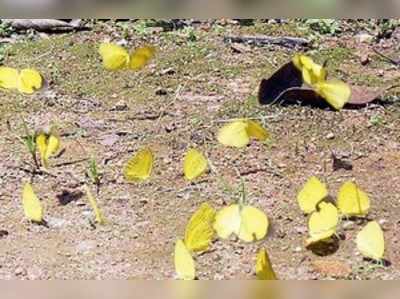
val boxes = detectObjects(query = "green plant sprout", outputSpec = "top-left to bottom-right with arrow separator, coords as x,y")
87,157 -> 102,187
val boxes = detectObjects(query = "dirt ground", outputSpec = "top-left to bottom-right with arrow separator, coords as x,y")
0,19 -> 399,279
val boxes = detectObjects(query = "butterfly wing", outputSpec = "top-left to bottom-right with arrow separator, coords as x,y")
245,120 -> 269,141
174,239 -> 195,280
184,202 -> 215,252
22,183 -> 43,222
256,248 -> 278,280
297,176 -> 328,214
123,148 -> 154,181
0,67 -> 18,89
306,202 -> 338,245
17,69 -> 43,94
314,79 -> 351,110
183,148 -> 208,181
213,204 -> 241,239
356,221 -> 384,261
36,132 -> 48,167
99,43 -> 130,70
217,120 -> 249,148
293,54 -> 326,86
129,46 -> 155,70
238,205 -> 269,242
337,181 -> 370,216
84,185 -> 106,225
44,134 -> 60,166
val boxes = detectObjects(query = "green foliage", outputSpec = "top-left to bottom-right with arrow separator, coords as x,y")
376,19 -> 400,38
20,119 -> 39,169
0,21 -> 13,37
88,157 -> 101,185
0,44 -> 7,64
369,115 -> 384,126
304,19 -> 341,35
132,20 -> 153,36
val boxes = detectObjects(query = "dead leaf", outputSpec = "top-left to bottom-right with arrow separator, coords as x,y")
348,85 -> 385,105
312,259 -> 352,278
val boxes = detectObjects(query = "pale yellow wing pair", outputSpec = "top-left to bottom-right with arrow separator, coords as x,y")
337,181 -> 370,216
306,201 -> 339,245
99,43 -> 155,71
123,148 -> 154,182
292,54 -> 351,110
213,204 -> 269,242
297,176 -> 328,214
217,119 -> 269,148
0,67 -> 42,94
356,221 -> 385,261
22,183 -> 43,223
174,202 -> 216,280
36,131 -> 61,168
298,177 -> 370,217
183,148 -> 208,181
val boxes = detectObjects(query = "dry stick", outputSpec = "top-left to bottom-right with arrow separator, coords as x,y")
224,35 -> 310,49
372,48 -> 400,66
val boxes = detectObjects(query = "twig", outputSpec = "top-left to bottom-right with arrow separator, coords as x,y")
224,35 -> 309,49
373,48 -> 400,66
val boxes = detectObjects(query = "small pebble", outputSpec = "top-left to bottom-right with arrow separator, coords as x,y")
326,133 -> 335,140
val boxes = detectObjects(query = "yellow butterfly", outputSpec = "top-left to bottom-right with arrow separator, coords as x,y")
17,68 -> 43,94
292,54 -> 327,85
123,147 -> 154,182
217,119 -> 269,148
84,185 -> 106,225
99,43 -> 155,71
0,67 -> 18,89
314,79 -> 351,110
183,148 -> 208,181
174,239 -> 195,280
22,183 -> 43,223
0,67 -> 43,94
306,202 -> 338,245
255,248 -> 278,280
337,181 -> 370,217
184,202 -> 216,252
297,176 -> 328,214
36,131 -> 61,168
213,204 -> 269,242
129,46 -> 156,70
356,221 -> 385,261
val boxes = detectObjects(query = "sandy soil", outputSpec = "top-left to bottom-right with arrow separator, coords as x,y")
0,19 -> 399,279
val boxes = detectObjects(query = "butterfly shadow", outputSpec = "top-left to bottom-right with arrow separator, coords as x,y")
307,236 -> 340,257
57,189 -> 85,206
29,219 -> 49,228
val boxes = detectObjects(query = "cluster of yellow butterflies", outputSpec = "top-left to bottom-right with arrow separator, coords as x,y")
21,131 -> 106,225
297,177 -> 385,261
0,67 -> 43,94
292,54 -> 351,110
122,118 -> 269,182
174,198 -> 274,280
12,40 -> 387,279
